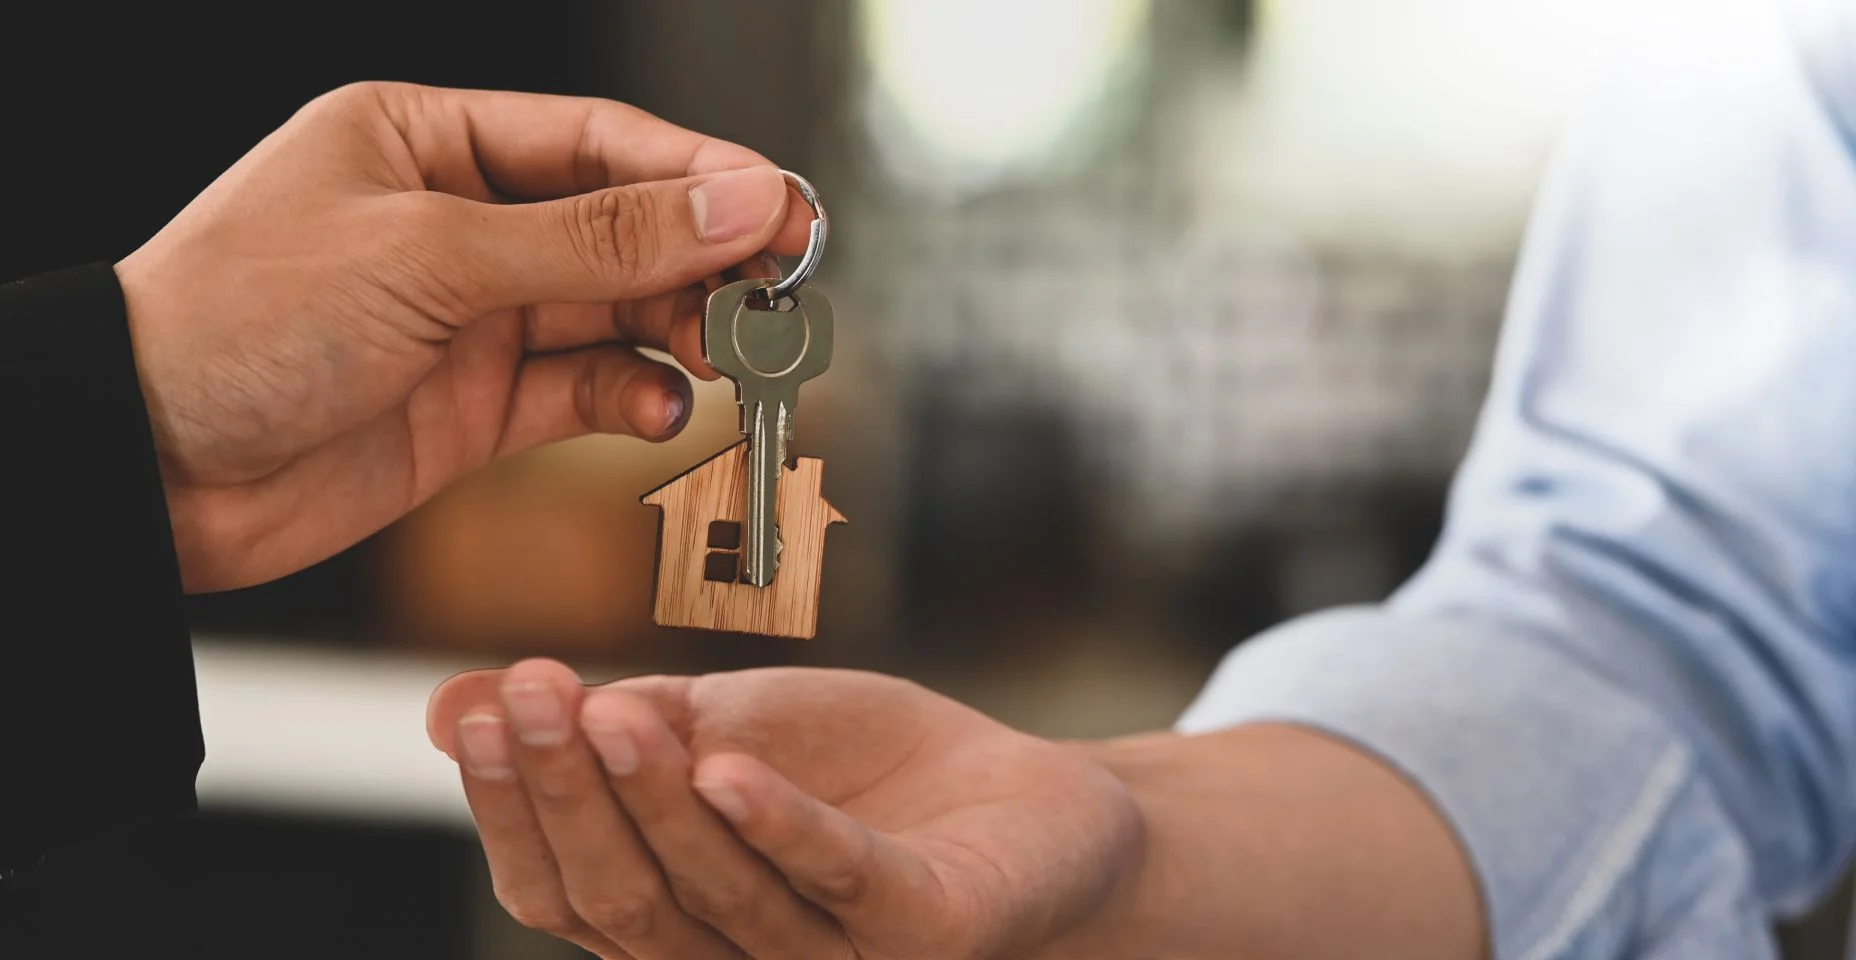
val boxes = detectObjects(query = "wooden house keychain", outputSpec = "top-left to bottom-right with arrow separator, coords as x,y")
641,171 -> 845,639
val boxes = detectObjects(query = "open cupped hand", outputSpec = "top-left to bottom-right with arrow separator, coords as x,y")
428,661 -> 1144,960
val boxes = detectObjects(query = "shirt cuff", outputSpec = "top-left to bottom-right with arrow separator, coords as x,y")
1176,606 -> 1758,958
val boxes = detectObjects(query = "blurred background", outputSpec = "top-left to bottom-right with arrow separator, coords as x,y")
4,0 -> 1846,957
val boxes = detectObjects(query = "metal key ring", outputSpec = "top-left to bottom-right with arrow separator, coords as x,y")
764,170 -> 828,302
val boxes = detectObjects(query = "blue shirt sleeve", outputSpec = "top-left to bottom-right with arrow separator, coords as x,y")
1178,0 -> 1856,955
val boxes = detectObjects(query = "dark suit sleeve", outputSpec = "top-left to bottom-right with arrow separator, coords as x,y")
0,264 -> 205,953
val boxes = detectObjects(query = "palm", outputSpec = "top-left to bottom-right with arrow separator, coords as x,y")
429,665 -> 1141,958
642,668 -> 1140,959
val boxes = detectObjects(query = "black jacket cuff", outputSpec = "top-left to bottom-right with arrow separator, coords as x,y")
0,263 -> 202,876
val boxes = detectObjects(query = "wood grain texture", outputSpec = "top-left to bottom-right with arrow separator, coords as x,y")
642,441 -> 846,639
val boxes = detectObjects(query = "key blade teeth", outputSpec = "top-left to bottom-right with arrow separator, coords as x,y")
747,545 -> 780,584
777,402 -> 791,467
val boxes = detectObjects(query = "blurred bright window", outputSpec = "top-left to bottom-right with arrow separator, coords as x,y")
1205,0 -> 1699,254
856,0 -> 1152,200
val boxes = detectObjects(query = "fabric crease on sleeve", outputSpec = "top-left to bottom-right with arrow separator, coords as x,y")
1178,607 -> 1776,959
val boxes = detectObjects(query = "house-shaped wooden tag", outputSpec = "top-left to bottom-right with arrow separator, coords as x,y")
641,441 -> 846,639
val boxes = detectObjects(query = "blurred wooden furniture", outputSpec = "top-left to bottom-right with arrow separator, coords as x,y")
379,377 -> 746,657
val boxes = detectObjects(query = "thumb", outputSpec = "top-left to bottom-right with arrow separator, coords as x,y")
469,165 -> 790,308
692,752 -> 943,926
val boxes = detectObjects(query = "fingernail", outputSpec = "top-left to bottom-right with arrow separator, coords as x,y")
587,726 -> 640,777
660,391 -> 688,437
504,681 -> 567,746
759,254 -> 783,279
458,714 -> 514,781
694,776 -> 750,823
690,167 -> 784,243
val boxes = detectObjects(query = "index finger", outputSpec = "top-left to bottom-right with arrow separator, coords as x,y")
429,668 -> 507,758
382,84 -> 813,253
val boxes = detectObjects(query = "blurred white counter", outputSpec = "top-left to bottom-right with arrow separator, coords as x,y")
188,628 -> 1209,829
192,637 -> 489,830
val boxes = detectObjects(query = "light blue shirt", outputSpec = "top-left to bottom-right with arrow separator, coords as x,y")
1178,1 -> 1856,956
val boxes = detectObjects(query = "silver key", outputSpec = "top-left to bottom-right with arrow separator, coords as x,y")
702,277 -> 834,586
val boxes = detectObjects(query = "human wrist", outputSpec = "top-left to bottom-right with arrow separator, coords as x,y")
112,255 -> 180,474
1028,734 -> 1179,960
112,255 -> 220,592
1076,724 -> 1489,960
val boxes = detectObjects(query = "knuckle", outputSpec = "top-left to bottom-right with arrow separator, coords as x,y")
329,79 -> 385,102
570,889 -> 661,940
494,888 -> 578,935
566,189 -> 659,282
796,865 -> 869,907
309,80 -> 395,117
793,826 -> 877,906
668,875 -> 753,925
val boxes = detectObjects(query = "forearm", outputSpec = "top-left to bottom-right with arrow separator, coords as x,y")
1055,725 -> 1485,960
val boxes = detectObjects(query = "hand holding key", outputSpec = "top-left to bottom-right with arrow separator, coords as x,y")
702,172 -> 835,587
111,82 -> 813,592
